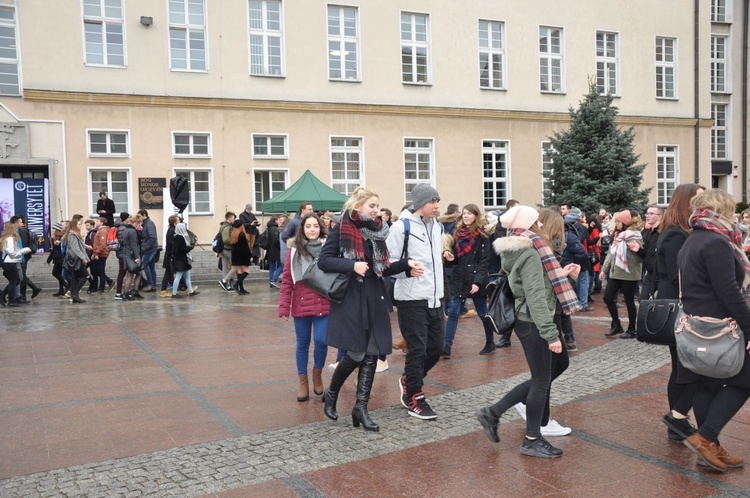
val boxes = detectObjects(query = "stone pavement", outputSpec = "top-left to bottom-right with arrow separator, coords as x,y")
1,284 -> 750,497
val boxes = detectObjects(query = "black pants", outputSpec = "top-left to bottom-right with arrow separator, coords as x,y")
91,258 -> 111,291
70,266 -> 89,298
397,305 -> 445,397
667,345 -> 697,415
488,318 -> 568,437
603,278 -> 638,329
1,262 -> 20,303
51,261 -> 66,292
692,380 -> 750,444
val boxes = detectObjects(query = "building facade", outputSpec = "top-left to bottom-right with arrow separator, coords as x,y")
0,0 -> 745,242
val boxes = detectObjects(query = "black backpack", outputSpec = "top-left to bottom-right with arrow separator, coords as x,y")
257,229 -> 271,250
212,230 -> 224,254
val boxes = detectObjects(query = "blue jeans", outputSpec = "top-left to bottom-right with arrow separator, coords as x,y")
141,250 -> 157,287
576,269 -> 590,308
294,315 -> 328,374
268,260 -> 282,283
444,295 -> 494,347
173,270 -> 192,295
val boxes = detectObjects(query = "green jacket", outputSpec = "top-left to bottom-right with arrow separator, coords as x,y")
601,244 -> 643,281
493,236 -> 558,344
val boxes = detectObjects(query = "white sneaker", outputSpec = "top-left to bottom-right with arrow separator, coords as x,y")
328,362 -> 338,372
514,402 -> 527,420
376,359 -> 389,373
541,419 -> 572,437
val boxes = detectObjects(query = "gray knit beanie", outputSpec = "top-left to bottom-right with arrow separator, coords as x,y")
411,184 -> 441,211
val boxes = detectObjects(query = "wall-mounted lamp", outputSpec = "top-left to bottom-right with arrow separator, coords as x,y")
140,16 -> 153,26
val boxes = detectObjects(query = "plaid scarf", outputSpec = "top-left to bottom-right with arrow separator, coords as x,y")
509,228 -> 582,315
612,230 -> 643,274
454,226 -> 478,257
690,208 -> 750,284
339,210 -> 390,277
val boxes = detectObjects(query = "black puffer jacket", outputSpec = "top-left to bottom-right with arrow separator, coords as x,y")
448,233 -> 490,299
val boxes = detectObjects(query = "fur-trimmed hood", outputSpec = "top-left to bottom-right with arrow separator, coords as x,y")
493,235 -> 533,254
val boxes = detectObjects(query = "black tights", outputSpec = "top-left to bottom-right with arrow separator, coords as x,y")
692,380 -> 750,444
603,278 -> 638,329
667,345 -> 697,415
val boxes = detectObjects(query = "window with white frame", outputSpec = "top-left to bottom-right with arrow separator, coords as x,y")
253,134 -> 287,158
254,170 -> 287,211
595,31 -> 619,95
175,169 -> 211,214
656,146 -> 678,205
0,6 -> 19,95
83,0 -> 125,66
655,37 -> 677,99
88,130 -> 129,156
710,35 -> 728,93
482,140 -> 509,209
173,132 -> 211,157
168,0 -> 206,71
400,12 -> 430,84
711,103 -> 728,159
327,5 -> 359,81
478,20 -> 505,90
539,26 -> 564,93
541,141 -> 554,200
90,169 -> 129,215
403,139 -> 433,203
248,0 -> 283,76
330,137 -> 362,196
711,0 -> 731,23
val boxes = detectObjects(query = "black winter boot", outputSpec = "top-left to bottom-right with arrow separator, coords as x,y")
324,355 -> 360,420
605,321 -> 624,338
351,355 -> 379,431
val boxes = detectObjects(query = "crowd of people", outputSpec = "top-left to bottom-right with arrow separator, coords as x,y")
3,183 -> 750,471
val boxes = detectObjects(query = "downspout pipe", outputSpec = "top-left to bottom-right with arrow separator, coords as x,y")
694,0 -> 701,184
742,0 -> 748,202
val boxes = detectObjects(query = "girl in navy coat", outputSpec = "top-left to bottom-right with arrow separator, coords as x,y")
319,187 -> 423,431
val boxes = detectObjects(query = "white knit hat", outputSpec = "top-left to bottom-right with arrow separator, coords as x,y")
500,205 -> 539,230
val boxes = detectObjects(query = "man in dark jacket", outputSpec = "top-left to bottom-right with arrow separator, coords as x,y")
96,191 -> 116,227
239,204 -> 261,264
17,216 -> 42,301
639,205 -> 663,300
564,207 -> 592,311
137,209 -> 158,292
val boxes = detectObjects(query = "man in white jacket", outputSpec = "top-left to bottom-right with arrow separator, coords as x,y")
387,184 -> 444,420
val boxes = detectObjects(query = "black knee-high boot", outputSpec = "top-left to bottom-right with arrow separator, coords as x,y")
324,355 -> 360,421
351,355 -> 379,431
237,273 -> 249,294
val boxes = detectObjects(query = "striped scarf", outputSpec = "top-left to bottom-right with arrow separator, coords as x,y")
612,230 -> 643,274
690,208 -> 750,285
509,228 -> 582,315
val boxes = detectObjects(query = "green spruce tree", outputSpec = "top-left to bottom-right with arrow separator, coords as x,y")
544,83 -> 651,215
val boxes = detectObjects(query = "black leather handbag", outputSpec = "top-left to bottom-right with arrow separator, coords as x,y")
300,260 -> 350,304
485,272 -> 516,335
636,299 -> 679,345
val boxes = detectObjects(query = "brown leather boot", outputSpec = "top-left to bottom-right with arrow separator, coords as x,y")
684,433 -> 727,472
312,368 -> 324,396
297,374 -> 309,402
697,445 -> 745,468
392,338 -> 409,354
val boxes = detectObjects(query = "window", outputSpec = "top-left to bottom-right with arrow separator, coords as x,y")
168,0 -> 207,71
248,0 -> 283,76
83,0 -> 125,66
254,169 -> 287,211
401,12 -> 430,84
327,5 -> 359,81
478,20 -> 506,90
711,103 -> 728,159
711,0 -> 731,23
330,137 -> 362,196
173,132 -> 211,157
595,31 -> 619,95
539,26 -> 564,93
0,6 -> 19,95
655,37 -> 677,99
482,140 -> 509,209
252,134 -> 287,158
88,130 -> 129,156
656,146 -> 678,205
175,169 -> 212,214
403,139 -> 433,203
90,169 -> 129,214
541,141 -> 554,200
710,35 -> 728,93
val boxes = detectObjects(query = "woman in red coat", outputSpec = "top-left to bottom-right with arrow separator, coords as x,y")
279,213 -> 330,402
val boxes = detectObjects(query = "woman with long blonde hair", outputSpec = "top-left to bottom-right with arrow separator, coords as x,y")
1,216 -> 31,307
61,214 -> 90,303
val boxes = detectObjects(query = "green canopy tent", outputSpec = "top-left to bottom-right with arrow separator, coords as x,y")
260,170 -> 349,213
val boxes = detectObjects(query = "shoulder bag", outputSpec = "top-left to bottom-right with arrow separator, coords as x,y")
673,271 -> 745,379
485,271 -> 516,335
62,251 -> 82,272
636,256 -> 678,345
300,259 -> 350,304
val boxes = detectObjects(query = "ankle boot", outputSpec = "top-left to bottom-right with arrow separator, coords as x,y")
297,374 -> 309,402
351,355 -> 379,432
312,368 -> 324,396
605,321 -> 624,337
324,355 -> 360,420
